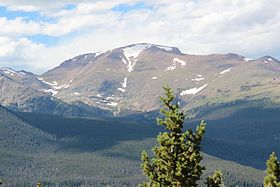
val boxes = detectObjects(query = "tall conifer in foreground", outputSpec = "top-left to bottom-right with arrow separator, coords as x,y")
140,86 -> 207,187
264,152 -> 280,187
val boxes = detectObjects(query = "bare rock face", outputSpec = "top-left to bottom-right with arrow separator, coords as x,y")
1,43 -> 280,116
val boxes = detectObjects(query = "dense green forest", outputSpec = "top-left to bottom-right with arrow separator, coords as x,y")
0,104 -> 268,186
189,99 -> 280,169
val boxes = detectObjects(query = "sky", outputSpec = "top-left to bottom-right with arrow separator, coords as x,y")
0,0 -> 279,74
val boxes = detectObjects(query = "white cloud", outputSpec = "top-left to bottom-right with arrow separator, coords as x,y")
0,37 -> 46,71
0,17 -> 40,36
0,0 -> 279,73
0,0 -> 135,12
0,0 -> 72,12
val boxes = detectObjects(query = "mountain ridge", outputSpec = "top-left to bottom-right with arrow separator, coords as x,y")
1,43 -> 280,116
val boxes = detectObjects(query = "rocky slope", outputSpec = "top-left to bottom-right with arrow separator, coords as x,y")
1,43 -> 280,115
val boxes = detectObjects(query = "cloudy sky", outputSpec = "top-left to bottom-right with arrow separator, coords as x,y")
0,0 -> 279,73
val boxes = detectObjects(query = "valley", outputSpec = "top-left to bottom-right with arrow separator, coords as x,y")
0,43 -> 280,186
0,107 -> 266,186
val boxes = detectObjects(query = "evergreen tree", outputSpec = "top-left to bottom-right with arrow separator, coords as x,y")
264,152 -> 280,187
206,170 -> 224,187
140,86 -> 206,187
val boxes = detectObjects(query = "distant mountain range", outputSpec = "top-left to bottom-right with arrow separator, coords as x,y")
1,43 -> 280,116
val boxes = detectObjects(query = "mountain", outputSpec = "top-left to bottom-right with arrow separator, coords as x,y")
2,43 -> 279,186
0,67 -> 110,116
1,43 -> 280,116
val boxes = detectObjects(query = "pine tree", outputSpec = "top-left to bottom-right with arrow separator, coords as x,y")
206,170 -> 224,187
140,86 -> 206,187
264,152 -> 280,187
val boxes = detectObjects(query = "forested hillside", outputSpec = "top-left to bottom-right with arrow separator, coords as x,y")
189,99 -> 280,169
0,111 -> 263,186
0,106 -> 57,186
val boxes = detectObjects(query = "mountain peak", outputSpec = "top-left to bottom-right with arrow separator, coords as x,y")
120,43 -> 182,54
0,67 -> 27,77
256,55 -> 279,63
1,67 -> 16,72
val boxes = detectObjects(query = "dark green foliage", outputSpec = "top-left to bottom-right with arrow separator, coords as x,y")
189,99 -> 280,169
206,170 -> 224,187
140,86 -> 206,187
0,106 -> 56,153
0,105 -> 266,186
264,152 -> 280,187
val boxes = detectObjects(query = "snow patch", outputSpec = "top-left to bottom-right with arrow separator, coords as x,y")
165,66 -> 176,71
123,44 -> 151,72
121,57 -> 127,65
53,84 -> 69,90
152,77 -> 158,80
126,59 -> 136,72
180,84 -> 208,96
106,96 -> 114,100
39,78 -> 70,90
244,57 -> 252,62
118,88 -> 126,93
107,102 -> 118,107
123,44 -> 151,59
268,58 -> 273,61
173,58 -> 186,66
219,68 -> 232,75
97,94 -> 102,98
39,78 -> 58,86
156,45 -> 173,51
43,89 -> 58,96
165,57 -> 186,71
192,77 -> 205,81
74,92 -> 80,95
121,77 -> 127,88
